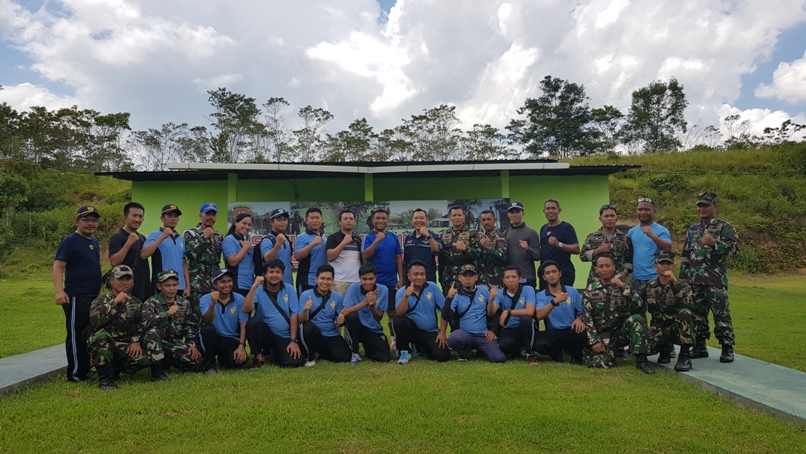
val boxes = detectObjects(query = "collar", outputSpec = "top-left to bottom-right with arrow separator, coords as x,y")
459,285 -> 477,296
360,285 -> 378,295
510,223 -> 526,230
543,284 -> 566,297
305,228 -> 321,236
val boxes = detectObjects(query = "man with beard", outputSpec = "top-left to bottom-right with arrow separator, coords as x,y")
109,202 -> 151,301
393,261 -> 451,364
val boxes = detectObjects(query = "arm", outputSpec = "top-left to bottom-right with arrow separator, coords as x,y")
182,259 -> 191,297
579,234 -> 596,262
293,234 -> 321,261
362,233 -> 381,260
201,293 -> 218,323
140,230 -> 169,259
109,232 -> 139,267
648,228 -> 672,252
511,302 -> 535,318
264,235 -> 286,262
395,254 -> 404,288
326,235 -> 350,262
242,277 -> 264,313
53,260 -> 69,305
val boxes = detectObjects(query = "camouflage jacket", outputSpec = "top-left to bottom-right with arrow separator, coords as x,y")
580,229 -> 633,284
89,291 -> 144,342
476,229 -> 508,287
582,280 -> 640,345
184,224 -> 224,296
440,226 -> 481,269
141,293 -> 200,348
679,217 -> 738,288
633,279 -> 693,326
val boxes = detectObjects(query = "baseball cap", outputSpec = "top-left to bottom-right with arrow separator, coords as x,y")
76,206 -> 100,219
200,202 -> 218,213
211,268 -> 234,283
696,193 -> 717,206
458,264 -> 478,275
157,269 -> 180,282
161,204 -> 182,216
655,250 -> 675,264
270,208 -> 289,219
371,207 -> 389,216
507,202 -> 524,212
110,265 -> 134,278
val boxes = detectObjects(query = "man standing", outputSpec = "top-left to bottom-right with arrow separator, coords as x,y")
489,266 -> 537,363
141,204 -> 191,299
439,206 -> 481,293
53,206 -> 102,382
363,207 -> 404,344
298,264 -> 352,366
534,261 -> 587,364
504,202 -> 541,287
477,210 -> 508,288
260,208 -> 294,286
199,269 -> 249,373
402,208 -> 442,283
539,199 -> 579,289
184,202 -> 224,307
326,209 -> 363,296
627,198 -> 672,292
679,193 -> 739,362
342,265 -> 392,364
294,207 -> 328,294
109,202 -> 151,302
393,261 -> 451,364
580,204 -> 633,285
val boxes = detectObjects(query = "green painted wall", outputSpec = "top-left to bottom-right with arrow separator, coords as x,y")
131,172 -> 612,287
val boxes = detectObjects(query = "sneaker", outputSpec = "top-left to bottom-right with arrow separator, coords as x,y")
304,360 -> 316,367
397,350 -> 410,365
350,353 -> 361,365
525,354 -> 539,365
391,337 -> 398,356
206,368 -> 217,375
457,357 -> 468,362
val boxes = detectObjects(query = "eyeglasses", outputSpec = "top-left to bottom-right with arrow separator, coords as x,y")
637,197 -> 655,206
599,204 -> 617,215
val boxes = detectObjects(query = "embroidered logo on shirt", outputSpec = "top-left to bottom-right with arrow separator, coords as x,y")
426,293 -> 432,300
230,307 -> 236,314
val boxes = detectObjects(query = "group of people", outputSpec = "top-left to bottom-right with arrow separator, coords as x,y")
53,194 -> 739,389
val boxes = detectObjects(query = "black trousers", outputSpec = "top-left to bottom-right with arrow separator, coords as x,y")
533,327 -> 587,361
63,297 -> 93,381
199,324 -> 247,369
498,316 -> 537,358
299,321 -> 352,362
245,317 -> 305,368
391,317 -> 450,362
344,312 -> 391,362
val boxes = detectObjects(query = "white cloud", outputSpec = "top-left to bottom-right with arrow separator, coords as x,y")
0,82 -> 78,110
192,73 -> 244,92
755,50 -> 806,103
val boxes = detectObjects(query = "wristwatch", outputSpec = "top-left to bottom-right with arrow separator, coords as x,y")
290,338 -> 299,344
551,300 -> 560,307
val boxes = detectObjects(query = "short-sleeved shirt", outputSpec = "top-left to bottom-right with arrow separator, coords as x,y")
449,286 -> 491,335
55,232 -> 102,299
108,228 -> 151,301
144,229 -> 187,290
539,221 -> 579,278
363,231 -> 402,287
326,231 -> 362,283
343,283 -> 388,335
254,283 -> 299,339
402,231 -> 442,283
295,230 -> 328,287
394,282 -> 445,333
627,222 -> 671,281
299,288 -> 343,338
199,292 -> 248,340
260,232 -> 293,285
493,285 -> 536,330
223,234 -> 255,290
535,286 -> 583,330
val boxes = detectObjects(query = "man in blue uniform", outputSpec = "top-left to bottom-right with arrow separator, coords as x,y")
343,264 -> 392,364
298,264 -> 352,366
259,208 -> 294,286
533,261 -> 586,364
294,208 -> 328,294
393,261 -> 451,364
142,204 -> 190,298
490,266 -> 537,363
199,269 -> 249,373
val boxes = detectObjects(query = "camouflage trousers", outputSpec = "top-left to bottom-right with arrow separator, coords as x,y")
648,309 -> 695,354
585,314 -> 651,368
142,328 -> 205,371
87,329 -> 151,373
690,285 -> 734,346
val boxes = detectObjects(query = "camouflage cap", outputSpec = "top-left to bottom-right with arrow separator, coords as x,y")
157,269 -> 180,282
458,264 -> 478,275
655,250 -> 675,263
110,265 -> 134,278
696,192 -> 717,206
76,206 -> 100,219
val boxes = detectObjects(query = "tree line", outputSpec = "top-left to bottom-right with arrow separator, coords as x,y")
1,79 -> 804,172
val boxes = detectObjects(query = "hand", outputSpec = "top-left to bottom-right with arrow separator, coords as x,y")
641,225 -> 652,236
366,291 -> 378,306
167,301 -> 179,317
240,239 -> 250,250
592,342 -> 605,353
276,233 -> 287,245
210,291 -> 220,304
611,276 -> 625,289
304,296 -> 313,312
418,226 -> 429,237
595,242 -> 612,254
404,283 -> 415,297
702,233 -> 715,246
127,231 -> 140,244
188,345 -> 201,361
311,235 -> 323,246
553,291 -> 568,305
126,342 -> 142,357
447,282 -> 457,299
395,278 -> 404,290
571,318 -> 585,334
162,227 -> 174,238
485,330 -> 498,342
548,236 -> 559,247
287,342 -> 301,359
481,237 -> 491,249
489,286 -> 498,301
55,290 -> 70,305
499,310 -> 510,327
182,287 -> 191,298
203,227 -> 215,239
519,240 -> 529,251
436,332 -> 448,349
662,270 -> 678,284
455,240 -> 468,251
376,231 -> 385,242
113,292 -> 129,304
234,344 -> 247,364
336,311 -> 345,326
341,234 -> 353,245
253,276 -> 265,287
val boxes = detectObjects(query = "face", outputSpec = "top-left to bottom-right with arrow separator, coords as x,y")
157,278 -> 179,299
449,208 -> 465,228
264,267 -> 284,285
542,265 -> 562,286
75,216 -> 100,236
480,213 -> 496,232
339,213 -> 355,230
316,271 -> 334,293
110,276 -> 133,294
654,261 -> 675,275
458,272 -> 478,288
372,212 -> 388,231
407,266 -> 426,287
599,208 -> 618,229
124,208 -> 144,231
595,257 -> 616,281
543,202 -> 560,222
360,273 -> 377,291
507,209 -> 524,226
200,211 -> 217,228
697,203 -> 716,220
411,211 -> 427,229
162,212 -> 180,229
235,216 -> 253,237
271,216 -> 289,232
503,269 -> 521,290
636,202 -> 655,223
306,212 -> 323,231
214,275 -> 234,294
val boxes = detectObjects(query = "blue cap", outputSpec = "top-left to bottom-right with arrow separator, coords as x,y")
200,202 -> 218,213
211,268 -> 234,283
507,201 -> 524,212
270,208 -> 289,219
76,206 -> 100,219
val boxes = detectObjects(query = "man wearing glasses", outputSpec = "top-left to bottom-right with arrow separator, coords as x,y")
580,205 -> 633,285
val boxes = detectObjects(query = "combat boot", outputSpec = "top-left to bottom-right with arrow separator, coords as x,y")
674,345 -> 692,372
690,342 -> 709,358
635,354 -> 655,374
657,345 -> 672,364
719,345 -> 734,363
150,361 -> 170,382
97,364 -> 118,390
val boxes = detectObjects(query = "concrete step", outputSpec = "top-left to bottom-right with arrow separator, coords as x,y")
0,345 -> 66,396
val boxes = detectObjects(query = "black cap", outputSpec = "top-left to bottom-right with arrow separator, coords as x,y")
458,264 -> 478,275
270,208 -> 289,219
211,268 -> 234,284
76,206 -> 100,219
507,202 -> 524,212
161,204 -> 182,216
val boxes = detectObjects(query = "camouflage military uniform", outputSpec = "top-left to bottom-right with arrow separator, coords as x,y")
634,279 -> 695,353
439,226 -> 481,293
679,217 -> 739,346
141,293 -> 205,371
184,224 -> 223,307
88,291 -> 151,373
476,229 -> 507,287
580,229 -> 633,285
582,280 -> 650,368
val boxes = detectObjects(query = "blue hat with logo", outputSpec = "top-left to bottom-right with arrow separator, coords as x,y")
211,268 -> 234,283
161,204 -> 182,216
200,202 -> 218,213
270,208 -> 289,219
76,206 -> 100,219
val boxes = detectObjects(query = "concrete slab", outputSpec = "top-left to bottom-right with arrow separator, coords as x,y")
652,346 -> 806,425
0,345 -> 65,396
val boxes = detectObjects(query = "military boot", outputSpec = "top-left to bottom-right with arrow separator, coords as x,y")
657,345 -> 672,364
690,342 -> 709,358
635,354 -> 655,374
719,345 -> 734,363
97,365 -> 118,390
674,345 -> 692,372
150,361 -> 170,382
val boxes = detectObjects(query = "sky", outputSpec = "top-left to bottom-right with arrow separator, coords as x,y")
1,0 -> 805,142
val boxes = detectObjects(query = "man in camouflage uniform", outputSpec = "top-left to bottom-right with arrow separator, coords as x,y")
633,251 -> 694,372
439,206 -> 481,293
476,209 -> 507,287
88,265 -> 151,390
141,269 -> 205,380
184,201 -> 224,309
580,204 -> 633,285
679,193 -> 739,363
582,254 -> 654,374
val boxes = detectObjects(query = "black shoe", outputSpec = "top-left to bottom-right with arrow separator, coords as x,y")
691,346 -> 709,358
719,345 -> 734,363
635,355 -> 655,374
150,363 -> 170,382
570,356 -> 583,366
98,377 -> 118,390
674,352 -> 692,372
657,350 -> 671,364
456,348 -> 471,361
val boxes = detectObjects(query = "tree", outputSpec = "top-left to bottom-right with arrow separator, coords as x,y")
207,88 -> 265,162
760,119 -> 806,145
130,122 -> 210,171
623,78 -> 689,153
292,105 -> 333,162
398,105 -> 462,161
260,97 -> 292,162
590,105 -> 625,153
461,124 -> 518,160
323,118 -> 380,162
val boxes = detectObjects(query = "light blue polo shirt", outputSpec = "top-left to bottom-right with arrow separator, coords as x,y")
199,292 -> 248,340
395,282 -> 445,333
493,285 -> 536,330
628,222 -> 671,281
535,286 -> 583,330
449,286 -> 491,335
294,231 -> 328,287
299,289 -> 343,338
363,232 -> 402,287
254,283 -> 299,339
144,229 -> 187,290
222,235 -> 255,290
344,283 -> 388,335
260,232 -> 293,285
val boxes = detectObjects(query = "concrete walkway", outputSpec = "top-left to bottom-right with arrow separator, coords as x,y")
0,345 -> 65,396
